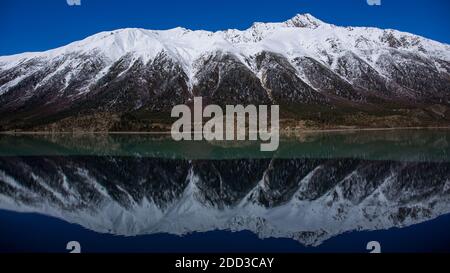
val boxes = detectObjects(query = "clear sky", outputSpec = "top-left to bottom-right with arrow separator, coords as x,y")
0,0 -> 449,56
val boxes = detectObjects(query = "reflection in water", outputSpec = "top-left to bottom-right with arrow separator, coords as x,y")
0,129 -> 449,247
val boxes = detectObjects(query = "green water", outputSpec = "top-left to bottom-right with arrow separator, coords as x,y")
0,129 -> 449,161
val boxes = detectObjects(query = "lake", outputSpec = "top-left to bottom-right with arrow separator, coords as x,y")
0,129 -> 449,252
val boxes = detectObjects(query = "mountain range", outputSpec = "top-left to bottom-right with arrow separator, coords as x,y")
0,14 -> 449,131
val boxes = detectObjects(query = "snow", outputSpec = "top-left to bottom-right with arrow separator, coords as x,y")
1,14 -> 448,67
0,13 -> 449,96
0,72 -> 30,96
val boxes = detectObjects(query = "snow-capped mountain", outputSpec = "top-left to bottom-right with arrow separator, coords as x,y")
0,156 -> 449,246
0,14 -> 449,131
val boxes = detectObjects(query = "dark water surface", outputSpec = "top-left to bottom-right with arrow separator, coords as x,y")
0,129 -> 449,252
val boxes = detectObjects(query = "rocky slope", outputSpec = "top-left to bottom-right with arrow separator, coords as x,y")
0,14 -> 449,131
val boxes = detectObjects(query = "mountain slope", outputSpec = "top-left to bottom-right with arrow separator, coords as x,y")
0,14 -> 449,131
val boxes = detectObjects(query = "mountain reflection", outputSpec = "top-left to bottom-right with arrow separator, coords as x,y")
0,130 -> 449,246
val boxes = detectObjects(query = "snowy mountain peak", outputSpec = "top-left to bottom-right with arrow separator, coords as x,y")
284,13 -> 324,28
0,13 -> 449,115
1,13 -> 449,67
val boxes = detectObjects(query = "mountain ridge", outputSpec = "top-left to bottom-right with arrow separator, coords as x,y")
0,14 -> 449,131
1,14 -> 448,66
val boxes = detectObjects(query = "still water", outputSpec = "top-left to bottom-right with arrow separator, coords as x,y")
0,129 -> 449,252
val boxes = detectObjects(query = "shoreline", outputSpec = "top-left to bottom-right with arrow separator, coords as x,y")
1,126 -> 449,135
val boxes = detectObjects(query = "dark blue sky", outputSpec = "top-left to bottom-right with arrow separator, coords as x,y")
1,0 -> 449,56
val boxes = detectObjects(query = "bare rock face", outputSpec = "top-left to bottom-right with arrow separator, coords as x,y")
334,52 -> 389,98
193,52 -> 270,105
255,51 -> 328,104
0,14 -> 449,130
83,52 -> 190,112
376,50 -> 450,103
292,56 -> 362,100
